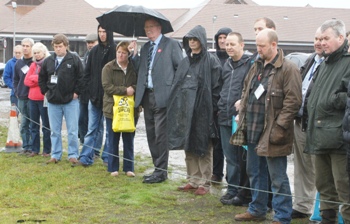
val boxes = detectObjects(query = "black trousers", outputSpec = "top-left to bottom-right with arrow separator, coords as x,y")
142,90 -> 168,178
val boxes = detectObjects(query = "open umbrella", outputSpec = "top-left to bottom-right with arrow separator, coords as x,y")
96,4 -> 173,37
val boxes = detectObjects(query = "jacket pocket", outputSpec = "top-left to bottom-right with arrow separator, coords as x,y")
314,119 -> 343,149
271,88 -> 284,109
269,123 -> 289,145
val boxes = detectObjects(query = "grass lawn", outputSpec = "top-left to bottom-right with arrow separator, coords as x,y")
0,125 -> 310,223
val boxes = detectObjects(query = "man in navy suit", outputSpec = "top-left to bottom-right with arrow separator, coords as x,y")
134,17 -> 183,183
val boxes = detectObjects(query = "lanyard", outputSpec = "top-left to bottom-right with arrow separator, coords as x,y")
55,59 -> 61,72
308,61 -> 317,81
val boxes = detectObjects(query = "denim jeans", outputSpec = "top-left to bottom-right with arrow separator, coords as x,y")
79,101 -> 108,165
29,100 -> 51,154
78,101 -> 88,144
106,118 -> 134,172
246,143 -> 292,223
10,95 -> 18,107
47,99 -> 79,160
18,98 -> 31,150
220,125 -> 240,196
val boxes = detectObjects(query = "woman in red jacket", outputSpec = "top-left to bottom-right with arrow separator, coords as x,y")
24,42 -> 51,157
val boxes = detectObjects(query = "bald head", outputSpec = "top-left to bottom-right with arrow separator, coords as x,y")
257,29 -> 278,44
256,29 -> 278,64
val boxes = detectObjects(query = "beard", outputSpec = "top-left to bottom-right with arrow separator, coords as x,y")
259,47 -> 273,61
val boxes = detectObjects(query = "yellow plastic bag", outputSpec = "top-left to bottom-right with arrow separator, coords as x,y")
112,95 -> 136,132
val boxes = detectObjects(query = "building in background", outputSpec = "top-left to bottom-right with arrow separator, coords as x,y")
1,0 -> 350,62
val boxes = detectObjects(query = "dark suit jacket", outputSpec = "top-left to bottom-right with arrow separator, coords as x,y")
135,35 -> 183,108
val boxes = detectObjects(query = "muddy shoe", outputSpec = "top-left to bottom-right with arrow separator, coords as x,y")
178,183 -> 197,191
220,193 -> 235,205
68,158 -> 79,165
194,187 -> 209,195
234,212 -> 266,221
46,158 -> 58,164
18,149 -> 31,156
27,152 -> 39,157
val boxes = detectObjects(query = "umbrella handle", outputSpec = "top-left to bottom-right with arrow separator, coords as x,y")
133,16 -> 136,38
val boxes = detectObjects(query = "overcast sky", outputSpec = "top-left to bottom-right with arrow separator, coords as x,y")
85,0 -> 350,9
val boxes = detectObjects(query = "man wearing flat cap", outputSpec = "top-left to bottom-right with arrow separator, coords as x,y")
84,33 -> 98,67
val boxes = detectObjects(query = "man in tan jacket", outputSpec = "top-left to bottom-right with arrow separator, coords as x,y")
232,29 -> 302,224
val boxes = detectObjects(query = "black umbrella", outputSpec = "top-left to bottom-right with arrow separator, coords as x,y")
96,4 -> 174,37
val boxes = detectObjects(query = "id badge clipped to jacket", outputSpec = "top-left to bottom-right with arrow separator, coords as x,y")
51,74 -> 58,84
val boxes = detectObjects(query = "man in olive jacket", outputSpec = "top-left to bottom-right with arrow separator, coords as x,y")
305,19 -> 350,223
232,29 -> 302,223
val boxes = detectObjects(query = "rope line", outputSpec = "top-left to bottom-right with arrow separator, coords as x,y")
12,105 -> 350,208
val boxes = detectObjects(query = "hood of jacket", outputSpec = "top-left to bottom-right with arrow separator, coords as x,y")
214,27 -> 232,65
97,24 -> 115,47
214,27 -> 232,50
183,25 -> 207,57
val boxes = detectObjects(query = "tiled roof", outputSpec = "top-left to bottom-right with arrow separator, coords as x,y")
170,0 -> 350,43
0,0 -> 19,31
1,0 -> 350,45
1,0 -> 101,36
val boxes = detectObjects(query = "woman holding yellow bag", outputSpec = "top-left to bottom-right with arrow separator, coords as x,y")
101,41 -> 137,177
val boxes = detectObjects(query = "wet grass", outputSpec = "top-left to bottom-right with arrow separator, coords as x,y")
0,125 -> 310,223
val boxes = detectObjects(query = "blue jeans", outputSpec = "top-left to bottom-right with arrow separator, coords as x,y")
220,125 -> 240,196
47,99 -> 79,160
78,101 -> 88,144
247,143 -> 292,223
79,101 -> 108,165
29,100 -> 51,154
18,99 -> 31,150
106,118 -> 134,172
10,95 -> 18,107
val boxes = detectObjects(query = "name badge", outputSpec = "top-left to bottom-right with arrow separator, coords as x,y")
21,65 -> 29,74
254,84 -> 265,100
50,75 -> 58,84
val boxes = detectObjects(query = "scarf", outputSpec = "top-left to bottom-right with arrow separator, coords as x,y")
34,58 -> 45,75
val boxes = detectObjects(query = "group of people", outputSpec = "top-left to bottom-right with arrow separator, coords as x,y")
166,16 -> 350,224
4,38 -> 52,158
3,14 -> 350,224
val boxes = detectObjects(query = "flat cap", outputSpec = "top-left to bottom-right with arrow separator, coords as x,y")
85,33 -> 98,42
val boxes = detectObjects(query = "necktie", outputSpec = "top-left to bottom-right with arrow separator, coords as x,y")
147,42 -> 155,69
146,42 -> 155,88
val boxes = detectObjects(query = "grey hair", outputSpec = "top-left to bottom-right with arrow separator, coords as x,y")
321,19 -> 346,37
21,38 -> 34,46
32,42 -> 50,58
